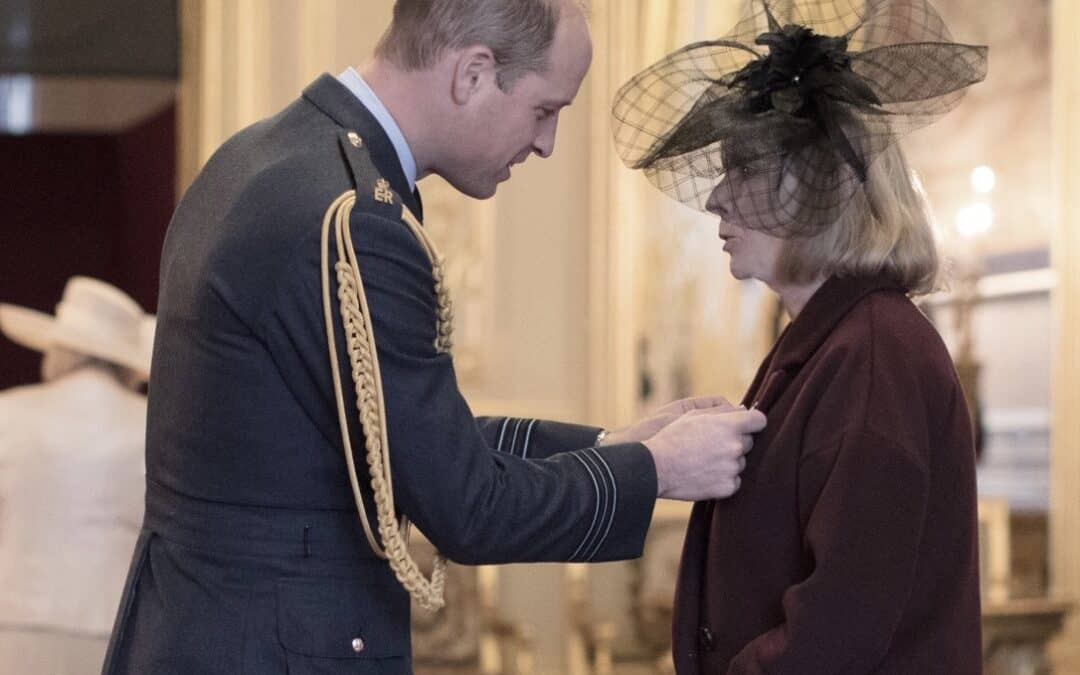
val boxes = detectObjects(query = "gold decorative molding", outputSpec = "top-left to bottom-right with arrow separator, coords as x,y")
984,599 -> 1071,675
566,501 -> 692,675
410,536 -> 535,675
420,177 -> 496,393
1050,0 -> 1080,668
177,0 -> 204,194
979,498 -> 1013,605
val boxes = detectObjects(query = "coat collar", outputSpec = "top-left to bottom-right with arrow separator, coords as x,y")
772,273 -> 906,371
746,273 -> 906,411
302,73 -> 423,220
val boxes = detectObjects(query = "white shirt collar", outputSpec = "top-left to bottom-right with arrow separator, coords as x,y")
336,67 -> 418,192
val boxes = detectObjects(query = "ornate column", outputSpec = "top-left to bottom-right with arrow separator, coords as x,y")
1049,0 -> 1080,669
587,0 -> 644,429
176,0 -> 353,191
586,0 -> 747,429
177,0 -> 273,191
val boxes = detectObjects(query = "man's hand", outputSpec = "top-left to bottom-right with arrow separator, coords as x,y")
643,407 -> 767,501
600,396 -> 739,446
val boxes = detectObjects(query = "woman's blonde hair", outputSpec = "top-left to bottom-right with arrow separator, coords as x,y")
775,142 -> 940,296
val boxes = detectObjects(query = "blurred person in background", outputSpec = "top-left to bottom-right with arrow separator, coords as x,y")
0,276 -> 154,674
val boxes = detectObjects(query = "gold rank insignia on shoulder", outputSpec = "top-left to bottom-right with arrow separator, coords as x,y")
374,178 -> 395,205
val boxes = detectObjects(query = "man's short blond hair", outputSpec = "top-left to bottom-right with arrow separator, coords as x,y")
776,142 -> 940,296
375,0 -> 563,91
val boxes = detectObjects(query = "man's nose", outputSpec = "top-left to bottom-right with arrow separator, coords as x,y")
533,120 -> 558,159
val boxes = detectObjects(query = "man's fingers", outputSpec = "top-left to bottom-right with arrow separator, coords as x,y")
646,404 -> 764,501
683,406 -> 766,433
717,432 -> 754,458
685,405 -> 739,418
738,433 -> 754,456
657,395 -> 735,416
729,408 -> 767,433
716,475 -> 741,498
717,456 -> 744,477
680,395 -> 736,411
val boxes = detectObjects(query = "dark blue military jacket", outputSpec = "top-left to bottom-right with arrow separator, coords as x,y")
101,75 -> 657,674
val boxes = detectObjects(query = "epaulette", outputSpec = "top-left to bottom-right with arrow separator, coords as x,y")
335,128 -> 405,223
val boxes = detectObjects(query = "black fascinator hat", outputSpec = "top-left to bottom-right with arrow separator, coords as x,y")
612,0 -> 988,236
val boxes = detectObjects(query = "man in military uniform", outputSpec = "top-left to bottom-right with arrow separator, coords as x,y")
102,1 -> 765,673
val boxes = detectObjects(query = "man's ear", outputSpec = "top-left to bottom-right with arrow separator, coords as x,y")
450,45 -> 498,105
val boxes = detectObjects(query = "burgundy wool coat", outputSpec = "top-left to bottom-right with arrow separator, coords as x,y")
672,274 -> 982,674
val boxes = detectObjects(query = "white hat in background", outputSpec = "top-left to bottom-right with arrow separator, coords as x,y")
0,276 -> 155,382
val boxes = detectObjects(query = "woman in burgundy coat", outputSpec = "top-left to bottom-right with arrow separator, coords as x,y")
613,0 -> 990,672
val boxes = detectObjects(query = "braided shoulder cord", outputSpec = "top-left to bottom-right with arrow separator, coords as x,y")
320,191 -> 450,612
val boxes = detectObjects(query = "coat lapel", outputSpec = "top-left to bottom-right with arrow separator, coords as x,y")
744,273 -> 906,414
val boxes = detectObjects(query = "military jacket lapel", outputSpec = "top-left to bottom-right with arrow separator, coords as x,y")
301,73 -> 423,220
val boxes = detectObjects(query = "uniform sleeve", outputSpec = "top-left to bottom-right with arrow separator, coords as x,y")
728,430 -> 929,674
258,213 -> 656,565
477,417 -> 603,460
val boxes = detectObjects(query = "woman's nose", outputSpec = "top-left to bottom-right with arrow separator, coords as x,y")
706,186 -> 732,219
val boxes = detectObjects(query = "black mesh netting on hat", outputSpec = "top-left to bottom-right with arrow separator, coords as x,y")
611,0 -> 988,236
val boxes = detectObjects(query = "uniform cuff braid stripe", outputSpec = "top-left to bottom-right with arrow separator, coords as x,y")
568,447 -> 618,562
495,417 -> 539,458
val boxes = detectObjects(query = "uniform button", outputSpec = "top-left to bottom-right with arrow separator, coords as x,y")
351,637 -> 365,653
347,131 -> 363,148
699,625 -> 715,650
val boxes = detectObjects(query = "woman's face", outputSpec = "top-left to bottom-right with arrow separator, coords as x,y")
715,220 -> 785,285
707,170 -> 787,286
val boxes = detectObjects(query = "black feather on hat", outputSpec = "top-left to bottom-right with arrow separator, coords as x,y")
612,0 -> 988,236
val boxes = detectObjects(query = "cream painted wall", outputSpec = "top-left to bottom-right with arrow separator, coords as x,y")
332,3 -> 394,78
486,89 -> 593,421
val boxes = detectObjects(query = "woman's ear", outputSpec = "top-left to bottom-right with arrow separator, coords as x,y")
450,45 -> 497,105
